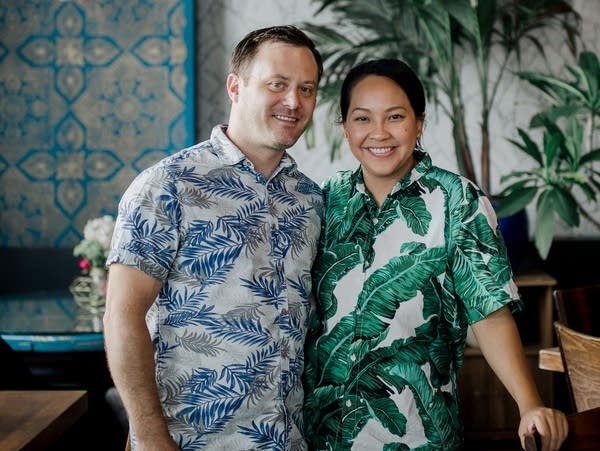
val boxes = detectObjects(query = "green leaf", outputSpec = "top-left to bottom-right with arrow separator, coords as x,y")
397,196 -> 432,236
552,187 -> 580,227
495,187 -> 538,217
578,51 -> 600,105
366,397 -> 407,437
497,178 -> 535,193
514,128 -> 543,165
534,190 -> 556,259
542,129 -> 561,166
580,148 -> 600,165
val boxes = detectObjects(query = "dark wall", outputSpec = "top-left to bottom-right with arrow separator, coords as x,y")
541,239 -> 599,289
1,239 -> 596,295
0,247 -> 79,294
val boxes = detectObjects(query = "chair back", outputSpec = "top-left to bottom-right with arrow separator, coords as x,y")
562,406 -> 600,450
553,285 -> 600,336
554,322 -> 600,412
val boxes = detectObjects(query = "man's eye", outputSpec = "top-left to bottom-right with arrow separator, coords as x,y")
300,86 -> 315,96
390,114 -> 403,120
270,82 -> 284,90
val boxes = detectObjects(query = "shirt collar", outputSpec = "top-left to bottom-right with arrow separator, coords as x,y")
350,149 -> 432,197
210,124 -> 297,174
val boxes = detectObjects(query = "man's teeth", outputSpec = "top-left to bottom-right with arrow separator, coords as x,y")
274,115 -> 297,122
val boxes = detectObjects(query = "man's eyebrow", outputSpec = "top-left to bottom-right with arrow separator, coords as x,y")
270,74 -> 317,85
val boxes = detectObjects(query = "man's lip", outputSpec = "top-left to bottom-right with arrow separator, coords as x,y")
273,114 -> 299,123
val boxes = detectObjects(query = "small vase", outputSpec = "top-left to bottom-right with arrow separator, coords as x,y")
89,267 -> 108,299
69,267 -> 107,312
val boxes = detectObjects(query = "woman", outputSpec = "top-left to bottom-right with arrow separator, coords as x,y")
304,59 -> 567,450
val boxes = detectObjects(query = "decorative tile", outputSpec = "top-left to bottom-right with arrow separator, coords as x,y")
0,0 -> 195,247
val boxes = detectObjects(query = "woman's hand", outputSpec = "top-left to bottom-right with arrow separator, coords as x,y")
518,406 -> 568,451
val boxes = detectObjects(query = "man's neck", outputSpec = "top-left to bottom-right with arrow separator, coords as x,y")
225,127 -> 285,179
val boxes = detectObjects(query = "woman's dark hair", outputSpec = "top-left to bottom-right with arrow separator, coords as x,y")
340,58 -> 425,122
230,25 -> 323,82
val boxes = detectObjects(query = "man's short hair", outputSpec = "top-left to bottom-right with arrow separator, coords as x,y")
229,25 -> 323,82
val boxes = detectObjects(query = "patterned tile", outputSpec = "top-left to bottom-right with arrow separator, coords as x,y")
0,0 -> 195,247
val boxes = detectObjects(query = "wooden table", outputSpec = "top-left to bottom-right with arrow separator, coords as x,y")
0,291 -> 104,352
539,346 -> 564,372
0,390 -> 88,451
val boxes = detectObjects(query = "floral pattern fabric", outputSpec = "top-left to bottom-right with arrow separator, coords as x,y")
304,151 -> 520,451
107,125 -> 322,450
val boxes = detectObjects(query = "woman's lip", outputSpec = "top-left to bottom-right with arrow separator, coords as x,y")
366,146 -> 394,156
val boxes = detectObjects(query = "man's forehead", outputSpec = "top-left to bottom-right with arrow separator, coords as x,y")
244,42 -> 318,79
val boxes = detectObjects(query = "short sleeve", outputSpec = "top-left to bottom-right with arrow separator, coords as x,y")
450,183 -> 522,324
107,166 -> 180,282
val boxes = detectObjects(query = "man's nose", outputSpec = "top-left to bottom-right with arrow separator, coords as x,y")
282,88 -> 300,109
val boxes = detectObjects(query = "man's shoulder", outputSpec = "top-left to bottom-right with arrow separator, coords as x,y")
141,139 -> 219,176
287,166 -> 323,197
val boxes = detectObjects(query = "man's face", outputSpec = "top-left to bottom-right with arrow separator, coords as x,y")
227,41 -> 319,154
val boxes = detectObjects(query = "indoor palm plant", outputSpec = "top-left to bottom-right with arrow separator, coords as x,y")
301,0 -> 580,194
496,50 -> 600,259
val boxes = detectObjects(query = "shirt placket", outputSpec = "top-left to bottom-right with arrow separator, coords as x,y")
339,195 -> 381,433
266,180 -> 291,443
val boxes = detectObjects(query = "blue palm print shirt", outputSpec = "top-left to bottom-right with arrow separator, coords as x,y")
107,125 -> 323,450
304,151 -> 521,450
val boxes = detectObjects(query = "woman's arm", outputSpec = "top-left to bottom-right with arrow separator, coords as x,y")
471,306 -> 568,451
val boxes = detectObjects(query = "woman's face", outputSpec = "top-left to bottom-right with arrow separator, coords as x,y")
343,75 -> 424,193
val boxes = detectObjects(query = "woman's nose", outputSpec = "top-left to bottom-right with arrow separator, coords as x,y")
370,121 -> 390,138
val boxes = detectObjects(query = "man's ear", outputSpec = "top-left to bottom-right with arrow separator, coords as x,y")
226,73 -> 240,103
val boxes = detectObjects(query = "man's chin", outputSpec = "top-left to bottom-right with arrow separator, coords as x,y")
273,132 -> 304,150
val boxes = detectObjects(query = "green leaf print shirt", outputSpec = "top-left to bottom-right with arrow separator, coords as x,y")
304,151 -> 521,450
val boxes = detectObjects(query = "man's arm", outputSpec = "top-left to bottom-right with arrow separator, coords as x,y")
103,263 -> 178,450
471,306 -> 568,451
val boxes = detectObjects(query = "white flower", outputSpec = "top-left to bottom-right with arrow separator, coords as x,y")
83,215 -> 115,249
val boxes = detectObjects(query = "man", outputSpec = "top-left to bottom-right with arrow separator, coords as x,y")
103,25 -> 323,450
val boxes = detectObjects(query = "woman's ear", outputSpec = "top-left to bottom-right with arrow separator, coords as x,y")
417,113 -> 426,137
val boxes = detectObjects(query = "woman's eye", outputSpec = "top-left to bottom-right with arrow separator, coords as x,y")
354,116 -> 368,122
390,114 -> 403,120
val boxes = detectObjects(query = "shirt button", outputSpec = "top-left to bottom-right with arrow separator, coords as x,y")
372,217 -> 379,225
350,354 -> 356,362
346,400 -> 352,407
356,307 -> 361,314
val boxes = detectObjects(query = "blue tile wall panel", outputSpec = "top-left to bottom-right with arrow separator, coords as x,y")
0,0 -> 195,247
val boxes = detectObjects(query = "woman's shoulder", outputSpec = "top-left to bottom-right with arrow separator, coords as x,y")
322,170 -> 356,194
424,165 -> 484,196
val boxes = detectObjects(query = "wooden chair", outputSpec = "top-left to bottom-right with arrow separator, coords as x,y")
553,284 -> 600,336
524,406 -> 600,450
554,322 -> 600,412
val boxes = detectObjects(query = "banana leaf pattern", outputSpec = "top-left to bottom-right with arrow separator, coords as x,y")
304,151 -> 521,450
108,125 -> 322,450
